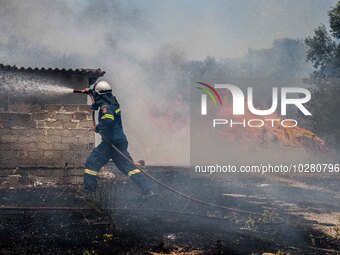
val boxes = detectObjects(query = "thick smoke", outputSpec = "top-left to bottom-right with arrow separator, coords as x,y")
0,0 -> 333,165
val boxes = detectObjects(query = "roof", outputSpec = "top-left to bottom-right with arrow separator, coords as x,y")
0,64 -> 105,77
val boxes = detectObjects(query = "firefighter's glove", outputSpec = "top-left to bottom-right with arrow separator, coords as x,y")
91,103 -> 99,110
94,125 -> 100,133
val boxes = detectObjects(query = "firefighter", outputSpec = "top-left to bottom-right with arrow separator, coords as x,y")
79,80 -> 154,202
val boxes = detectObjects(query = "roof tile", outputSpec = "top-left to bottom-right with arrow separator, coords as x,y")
0,64 -> 105,77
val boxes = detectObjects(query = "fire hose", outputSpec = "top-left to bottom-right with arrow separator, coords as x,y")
99,133 -> 265,216
74,89 -> 266,217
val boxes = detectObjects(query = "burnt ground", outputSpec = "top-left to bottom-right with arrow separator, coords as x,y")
0,167 -> 339,255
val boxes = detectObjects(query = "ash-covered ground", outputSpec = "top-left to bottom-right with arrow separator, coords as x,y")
0,167 -> 339,255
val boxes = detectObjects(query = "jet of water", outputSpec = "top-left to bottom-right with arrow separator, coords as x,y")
0,71 -> 74,96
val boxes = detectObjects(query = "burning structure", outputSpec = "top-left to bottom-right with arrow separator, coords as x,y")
0,64 -> 105,184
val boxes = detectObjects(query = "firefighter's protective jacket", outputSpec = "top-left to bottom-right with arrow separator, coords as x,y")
95,101 -> 127,142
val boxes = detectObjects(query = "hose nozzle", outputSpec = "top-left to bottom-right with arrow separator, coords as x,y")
73,88 -> 89,94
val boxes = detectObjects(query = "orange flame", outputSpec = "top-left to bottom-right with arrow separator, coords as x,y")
215,94 -> 327,153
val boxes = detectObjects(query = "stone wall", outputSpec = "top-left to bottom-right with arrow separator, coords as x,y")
0,104 -> 94,169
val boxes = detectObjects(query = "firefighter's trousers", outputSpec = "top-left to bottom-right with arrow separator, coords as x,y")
84,139 -> 152,194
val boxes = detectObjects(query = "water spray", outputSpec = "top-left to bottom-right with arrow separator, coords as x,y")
0,71 -> 74,96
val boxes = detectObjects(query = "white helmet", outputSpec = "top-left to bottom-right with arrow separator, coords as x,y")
93,81 -> 112,95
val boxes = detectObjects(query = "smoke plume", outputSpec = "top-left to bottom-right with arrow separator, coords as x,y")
0,0 -> 336,165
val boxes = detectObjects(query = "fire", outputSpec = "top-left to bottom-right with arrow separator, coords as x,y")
215,99 -> 327,153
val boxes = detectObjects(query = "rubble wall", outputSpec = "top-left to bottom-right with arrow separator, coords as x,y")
0,104 -> 94,169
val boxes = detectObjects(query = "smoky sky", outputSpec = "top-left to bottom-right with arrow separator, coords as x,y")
0,0 -> 336,165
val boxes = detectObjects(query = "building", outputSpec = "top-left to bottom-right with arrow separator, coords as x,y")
0,64 -> 105,184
